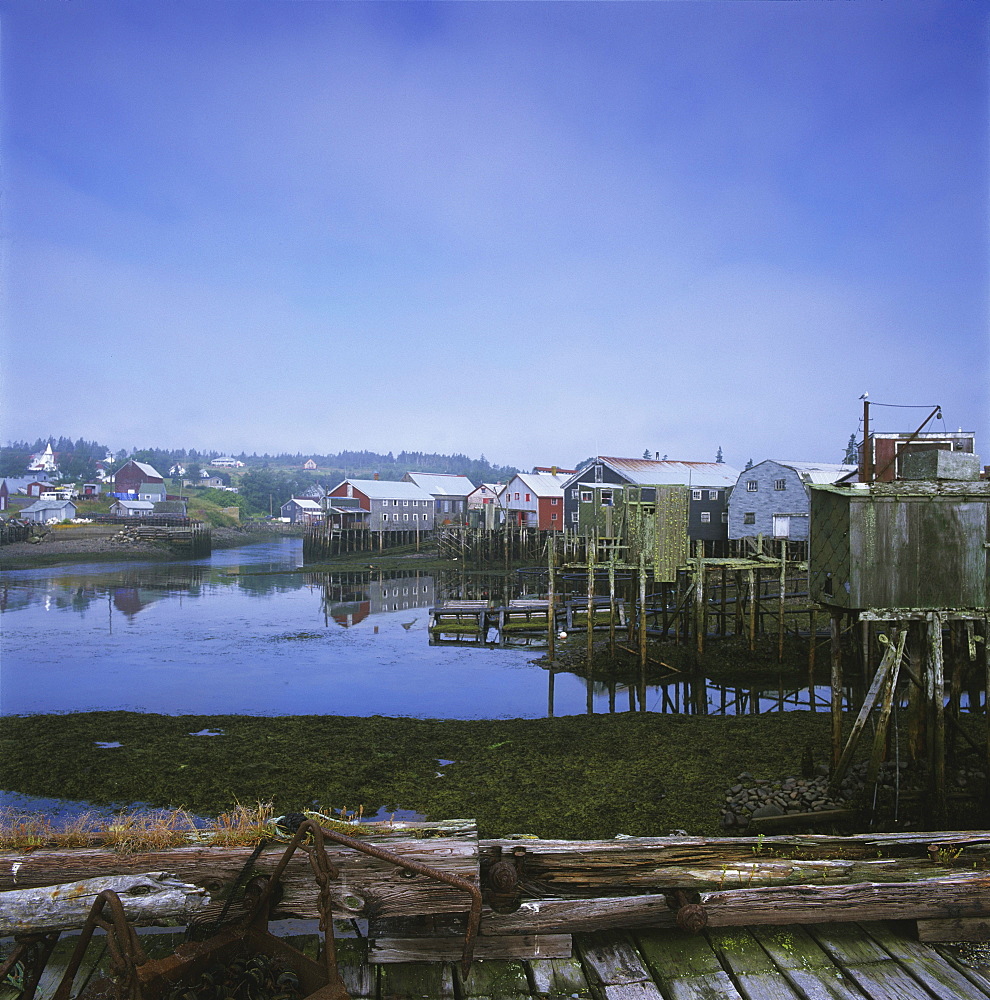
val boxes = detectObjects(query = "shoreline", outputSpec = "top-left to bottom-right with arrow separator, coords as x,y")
0,525 -> 300,571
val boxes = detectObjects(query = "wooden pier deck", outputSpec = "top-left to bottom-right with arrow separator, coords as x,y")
10,920 -> 990,1000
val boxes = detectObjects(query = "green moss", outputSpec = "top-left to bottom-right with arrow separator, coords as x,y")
0,710 -> 842,839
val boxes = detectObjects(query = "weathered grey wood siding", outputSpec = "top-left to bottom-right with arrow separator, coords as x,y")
810,482 -> 990,610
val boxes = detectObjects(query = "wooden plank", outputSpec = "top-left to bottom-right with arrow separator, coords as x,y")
708,927 -> 783,975
0,872 -> 208,934
333,937 -> 374,998
575,931 -> 652,986
635,927 -> 724,978
666,971 -> 746,1000
602,981 -> 665,1000
528,956 -> 592,997
33,933 -> 106,1000
777,970 -> 869,1000
839,961 -> 946,1000
700,874 -> 990,925
379,961 -> 455,998
932,946 -> 990,996
810,922 -> 958,1000
752,925 -> 839,970
731,972 -> 804,1000
806,922 -> 892,965
751,926 -> 868,1000
456,958 -> 530,998
477,833 -> 990,894
860,922 -> 990,1000
918,918 -> 990,942
0,836 -> 480,921
483,895 -> 677,934
370,935 -> 570,964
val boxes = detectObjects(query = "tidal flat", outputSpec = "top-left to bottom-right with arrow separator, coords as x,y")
0,710 -> 846,839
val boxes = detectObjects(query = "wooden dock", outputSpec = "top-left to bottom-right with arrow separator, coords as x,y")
8,919 -> 990,1000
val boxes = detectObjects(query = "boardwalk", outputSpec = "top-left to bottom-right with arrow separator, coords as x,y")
11,920 -> 990,1000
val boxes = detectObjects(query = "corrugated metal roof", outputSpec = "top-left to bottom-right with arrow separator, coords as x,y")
288,499 -> 322,510
772,461 -> 859,485
598,457 -> 742,488
337,479 -> 435,501
112,500 -> 154,510
510,472 -> 569,496
404,473 -> 475,496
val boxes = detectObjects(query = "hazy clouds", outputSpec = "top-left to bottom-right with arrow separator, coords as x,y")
3,1 -> 986,468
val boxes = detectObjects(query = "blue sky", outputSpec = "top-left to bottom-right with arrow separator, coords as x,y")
2,1 -> 986,471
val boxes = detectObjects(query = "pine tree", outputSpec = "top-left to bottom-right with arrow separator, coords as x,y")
843,433 -> 858,465
716,446 -> 724,464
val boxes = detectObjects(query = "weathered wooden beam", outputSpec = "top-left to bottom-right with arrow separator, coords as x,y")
0,837 -> 480,921
484,871 -> 990,934
369,934 -> 571,964
0,873 -> 208,935
917,917 -> 990,942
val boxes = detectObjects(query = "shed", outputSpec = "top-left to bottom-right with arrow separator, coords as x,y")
110,499 -> 155,517
19,498 -> 77,523
809,481 -> 990,610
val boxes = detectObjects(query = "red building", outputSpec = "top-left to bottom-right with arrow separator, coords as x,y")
113,460 -> 165,494
863,432 -> 976,482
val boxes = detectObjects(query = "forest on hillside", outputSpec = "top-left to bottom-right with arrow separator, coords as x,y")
1,437 -> 519,495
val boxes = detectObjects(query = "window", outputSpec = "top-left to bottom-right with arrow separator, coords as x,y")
571,512 -> 579,522
700,511 -> 711,523
551,513 -> 558,521
403,513 -> 409,521
382,513 -> 389,521
746,481 -> 758,492
394,499 -> 400,506
744,512 -> 755,525
708,490 -> 718,500
412,513 -> 417,521
600,489 -> 613,506
774,479 -> 786,491
721,511 -> 728,523
580,490 -> 593,502
571,489 -> 579,499
692,489 -> 703,501
403,500 -> 409,506
515,492 -> 520,500
550,497 -> 558,505
525,493 -> 531,502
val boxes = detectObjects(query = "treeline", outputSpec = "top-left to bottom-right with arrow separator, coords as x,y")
2,438 -> 518,513
0,437 -> 113,481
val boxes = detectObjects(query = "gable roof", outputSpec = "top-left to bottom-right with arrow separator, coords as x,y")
116,460 -> 164,480
20,498 -> 75,513
509,472 -> 570,497
336,479 -> 435,502
761,460 -> 859,485
111,499 -> 155,510
566,457 -> 741,489
403,473 -> 475,497
286,498 -> 323,511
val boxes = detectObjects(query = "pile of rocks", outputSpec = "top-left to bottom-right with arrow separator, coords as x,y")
721,760 -> 907,831
723,757 -> 989,831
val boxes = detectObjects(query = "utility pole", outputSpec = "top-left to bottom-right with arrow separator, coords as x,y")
861,396 -> 871,483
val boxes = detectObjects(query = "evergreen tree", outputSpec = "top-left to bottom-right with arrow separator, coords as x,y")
745,458 -> 754,470
716,446 -> 724,464
843,433 -> 858,465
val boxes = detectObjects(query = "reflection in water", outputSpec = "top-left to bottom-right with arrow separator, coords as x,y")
3,541 -> 982,720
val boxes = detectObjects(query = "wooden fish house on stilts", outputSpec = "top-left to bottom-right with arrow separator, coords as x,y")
808,462 -> 990,829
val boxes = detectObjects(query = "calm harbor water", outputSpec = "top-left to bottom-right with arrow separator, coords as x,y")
0,538 -> 834,720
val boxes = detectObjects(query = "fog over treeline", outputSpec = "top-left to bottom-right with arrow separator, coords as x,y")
1,436 -> 520,484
